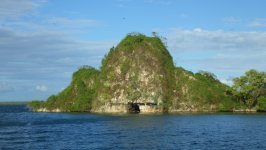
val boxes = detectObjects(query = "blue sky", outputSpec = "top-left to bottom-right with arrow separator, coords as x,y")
0,0 -> 266,101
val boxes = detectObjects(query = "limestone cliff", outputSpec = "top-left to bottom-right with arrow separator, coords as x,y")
92,33 -> 175,113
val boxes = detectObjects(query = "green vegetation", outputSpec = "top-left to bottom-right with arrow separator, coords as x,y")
172,67 -> 236,111
228,69 -> 266,110
258,97 -> 266,110
29,66 -> 99,111
28,33 -> 266,113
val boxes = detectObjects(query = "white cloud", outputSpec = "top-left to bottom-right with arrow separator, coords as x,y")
144,0 -> 172,5
220,78 -> 233,86
167,28 -> 266,53
223,17 -> 241,25
0,0 -> 114,100
193,28 -> 203,32
249,19 -> 266,28
3,17 -> 100,34
0,82 -> 13,93
167,28 -> 266,78
179,13 -> 189,19
0,27 -> 116,82
0,0 -> 45,20
115,0 -> 171,7
36,85 -> 48,92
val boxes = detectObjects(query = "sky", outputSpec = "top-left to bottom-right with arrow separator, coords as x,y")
0,0 -> 266,101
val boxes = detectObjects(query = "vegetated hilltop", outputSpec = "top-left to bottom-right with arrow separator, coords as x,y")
29,33 -> 237,113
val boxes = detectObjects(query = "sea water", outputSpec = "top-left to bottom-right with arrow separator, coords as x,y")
1,105 -> 266,150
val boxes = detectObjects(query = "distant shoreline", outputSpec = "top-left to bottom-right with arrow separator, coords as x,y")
31,106 -> 266,114
0,101 -> 29,105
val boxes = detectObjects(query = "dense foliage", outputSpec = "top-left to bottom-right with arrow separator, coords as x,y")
228,69 -> 266,110
29,66 -> 99,111
173,67 -> 236,111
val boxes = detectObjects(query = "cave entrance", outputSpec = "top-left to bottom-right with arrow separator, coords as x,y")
128,102 -> 140,113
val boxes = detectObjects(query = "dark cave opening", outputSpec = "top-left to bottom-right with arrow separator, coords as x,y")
128,102 -> 140,113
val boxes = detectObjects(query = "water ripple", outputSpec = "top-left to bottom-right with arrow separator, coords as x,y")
1,105 -> 266,149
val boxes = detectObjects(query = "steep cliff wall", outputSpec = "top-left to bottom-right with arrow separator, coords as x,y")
92,34 -> 175,113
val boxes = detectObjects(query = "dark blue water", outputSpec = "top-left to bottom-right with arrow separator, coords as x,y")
1,105 -> 266,150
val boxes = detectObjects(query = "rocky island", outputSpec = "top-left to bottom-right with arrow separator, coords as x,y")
29,33 -> 266,113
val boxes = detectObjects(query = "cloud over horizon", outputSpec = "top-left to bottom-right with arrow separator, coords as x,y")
0,27 -> 116,100
166,28 -> 266,85
36,85 -> 48,92
1,0 -> 266,101
249,19 -> 266,28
